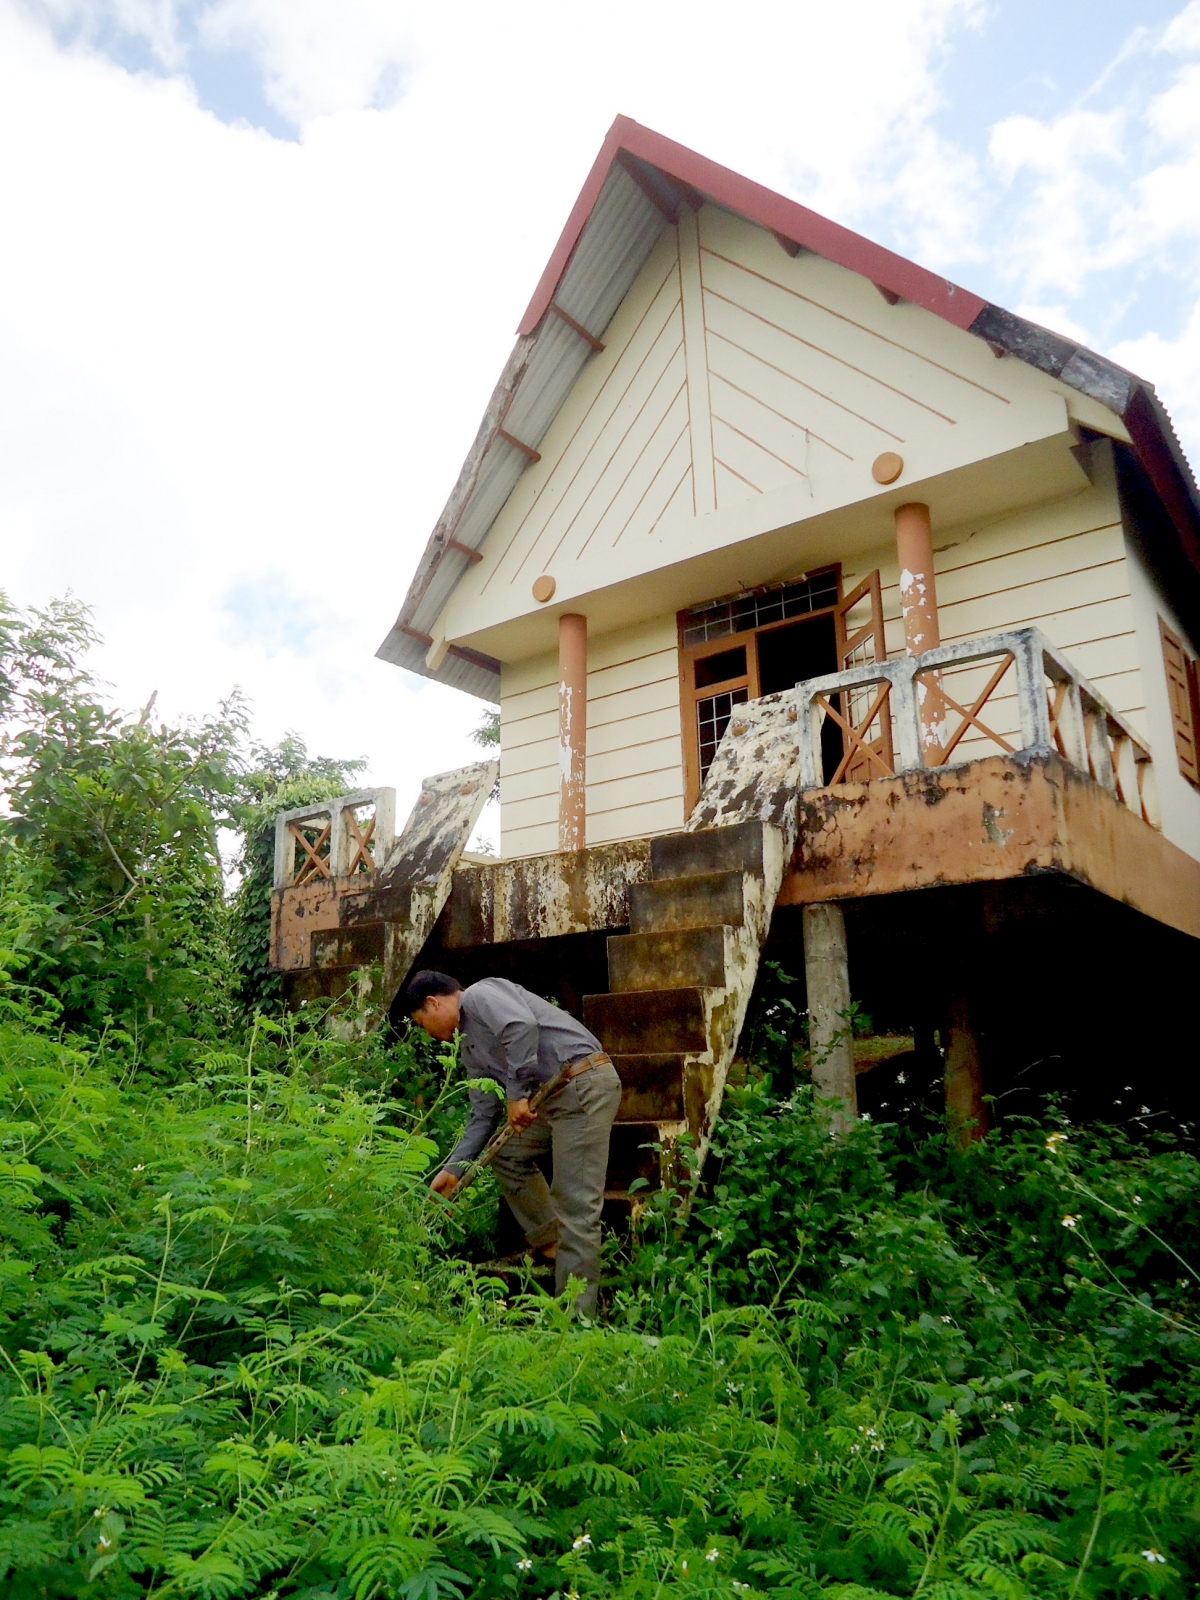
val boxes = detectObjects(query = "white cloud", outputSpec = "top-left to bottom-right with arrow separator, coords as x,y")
2,0 -> 1199,864
1112,302 -> 1200,472
196,0 -> 417,123
0,0 -> 988,848
988,109 -> 1127,295
970,7 -> 1200,471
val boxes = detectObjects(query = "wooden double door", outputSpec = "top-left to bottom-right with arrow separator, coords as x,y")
679,567 -> 888,812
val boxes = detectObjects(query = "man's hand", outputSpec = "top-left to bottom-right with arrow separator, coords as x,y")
429,1169 -> 460,1199
506,1097 -> 536,1131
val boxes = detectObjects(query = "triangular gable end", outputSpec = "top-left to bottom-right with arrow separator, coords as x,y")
378,118 -> 1200,699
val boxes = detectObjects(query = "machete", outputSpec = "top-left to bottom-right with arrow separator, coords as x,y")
444,1061 -> 574,1202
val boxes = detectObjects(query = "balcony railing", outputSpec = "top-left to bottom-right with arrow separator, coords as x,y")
793,627 -> 1159,829
272,789 -> 396,889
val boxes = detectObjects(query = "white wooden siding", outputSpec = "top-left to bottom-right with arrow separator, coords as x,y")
500,449 -> 1158,852
843,447 -> 1144,766
1121,514 -> 1200,859
499,616 -> 683,857
443,204 -> 1102,649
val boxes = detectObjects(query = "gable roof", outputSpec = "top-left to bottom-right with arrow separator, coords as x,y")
378,116 -> 1200,699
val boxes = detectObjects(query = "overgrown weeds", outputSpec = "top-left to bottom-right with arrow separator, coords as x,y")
1,1017 -> 1197,1598
1,592 -> 1197,1595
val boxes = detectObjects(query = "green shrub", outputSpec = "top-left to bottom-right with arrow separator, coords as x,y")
1,1028 -> 1197,1599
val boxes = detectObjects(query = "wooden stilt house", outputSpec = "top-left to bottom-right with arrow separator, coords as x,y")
272,118 -> 1200,1185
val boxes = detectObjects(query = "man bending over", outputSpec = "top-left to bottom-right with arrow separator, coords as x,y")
402,970 -> 621,1316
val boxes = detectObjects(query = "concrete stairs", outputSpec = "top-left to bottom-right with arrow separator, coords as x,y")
583,818 -> 789,1208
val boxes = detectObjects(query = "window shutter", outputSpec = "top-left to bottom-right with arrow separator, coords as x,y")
1159,617 -> 1200,786
834,570 -> 892,780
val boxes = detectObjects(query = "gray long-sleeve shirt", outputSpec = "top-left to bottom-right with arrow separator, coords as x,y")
443,978 -> 604,1174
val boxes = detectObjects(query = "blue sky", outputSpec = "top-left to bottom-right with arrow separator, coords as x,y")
3,0 -> 1199,840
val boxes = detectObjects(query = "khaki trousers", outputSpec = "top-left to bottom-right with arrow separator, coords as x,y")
490,1059 -> 622,1315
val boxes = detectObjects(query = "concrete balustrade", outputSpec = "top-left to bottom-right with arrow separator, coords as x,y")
790,626 -> 1159,830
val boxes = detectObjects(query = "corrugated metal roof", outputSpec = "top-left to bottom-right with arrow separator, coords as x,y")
378,118 -> 1200,703
376,161 -> 665,700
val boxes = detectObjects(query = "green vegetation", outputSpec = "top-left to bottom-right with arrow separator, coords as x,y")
1,595 -> 1197,1598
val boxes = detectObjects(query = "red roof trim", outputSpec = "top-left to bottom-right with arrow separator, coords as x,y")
518,115 -> 988,337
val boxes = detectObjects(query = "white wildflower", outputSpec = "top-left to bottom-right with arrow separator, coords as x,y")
572,1534 -> 592,1551
706,1548 -> 720,1563
1001,1402 -> 1015,1413
941,1315 -> 952,1323
712,1229 -> 723,1240
1132,1195 -> 1142,1205
726,1381 -> 743,1394
1045,1132 -> 1067,1149
98,1536 -> 113,1552
1142,1549 -> 1166,1564
895,1072 -> 907,1085
1062,1215 -> 1079,1230
133,1163 -> 145,1172
516,1557 -> 534,1572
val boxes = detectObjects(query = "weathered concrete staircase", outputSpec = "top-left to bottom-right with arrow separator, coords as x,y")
583,818 -> 788,1207
582,685 -> 819,1206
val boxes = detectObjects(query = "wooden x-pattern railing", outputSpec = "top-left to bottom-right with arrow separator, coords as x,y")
788,627 -> 1159,831
815,683 -> 895,784
273,789 -> 398,889
1046,677 -> 1078,761
288,821 -> 332,885
919,650 -> 1017,766
342,807 -> 377,876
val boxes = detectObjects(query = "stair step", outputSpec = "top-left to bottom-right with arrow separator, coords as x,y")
650,820 -> 765,882
310,926 -> 386,970
608,925 -> 729,993
630,870 -> 745,933
612,1053 -> 687,1121
606,1121 -> 670,1189
585,987 -> 710,1056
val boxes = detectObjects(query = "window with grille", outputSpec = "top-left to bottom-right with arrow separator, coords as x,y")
697,686 -> 750,780
679,567 -> 846,806
681,570 -> 840,647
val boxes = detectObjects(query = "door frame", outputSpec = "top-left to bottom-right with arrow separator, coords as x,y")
677,565 -> 843,813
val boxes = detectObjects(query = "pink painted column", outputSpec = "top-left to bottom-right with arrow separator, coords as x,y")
894,502 -> 944,760
558,614 -> 587,852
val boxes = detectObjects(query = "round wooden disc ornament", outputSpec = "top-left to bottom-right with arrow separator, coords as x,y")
871,451 -> 904,485
532,574 -> 557,603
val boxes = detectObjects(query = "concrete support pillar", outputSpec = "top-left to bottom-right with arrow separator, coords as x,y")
558,613 -> 587,852
944,994 -> 987,1147
894,502 -> 944,760
802,902 -> 857,1125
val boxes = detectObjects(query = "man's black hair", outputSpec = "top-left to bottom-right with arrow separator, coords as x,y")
401,969 -> 463,1015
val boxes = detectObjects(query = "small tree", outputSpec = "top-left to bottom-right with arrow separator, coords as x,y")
0,593 -> 246,1060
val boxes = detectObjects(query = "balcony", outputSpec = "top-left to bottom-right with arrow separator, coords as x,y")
789,625 -> 1158,827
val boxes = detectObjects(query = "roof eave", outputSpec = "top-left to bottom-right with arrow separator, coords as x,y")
378,121 -> 1200,697
518,114 -> 988,335
969,303 -> 1200,580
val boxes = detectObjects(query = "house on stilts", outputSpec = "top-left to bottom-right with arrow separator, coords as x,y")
270,117 -> 1200,1196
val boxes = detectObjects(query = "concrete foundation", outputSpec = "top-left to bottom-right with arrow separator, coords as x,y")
944,994 -> 987,1146
802,901 -> 858,1122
